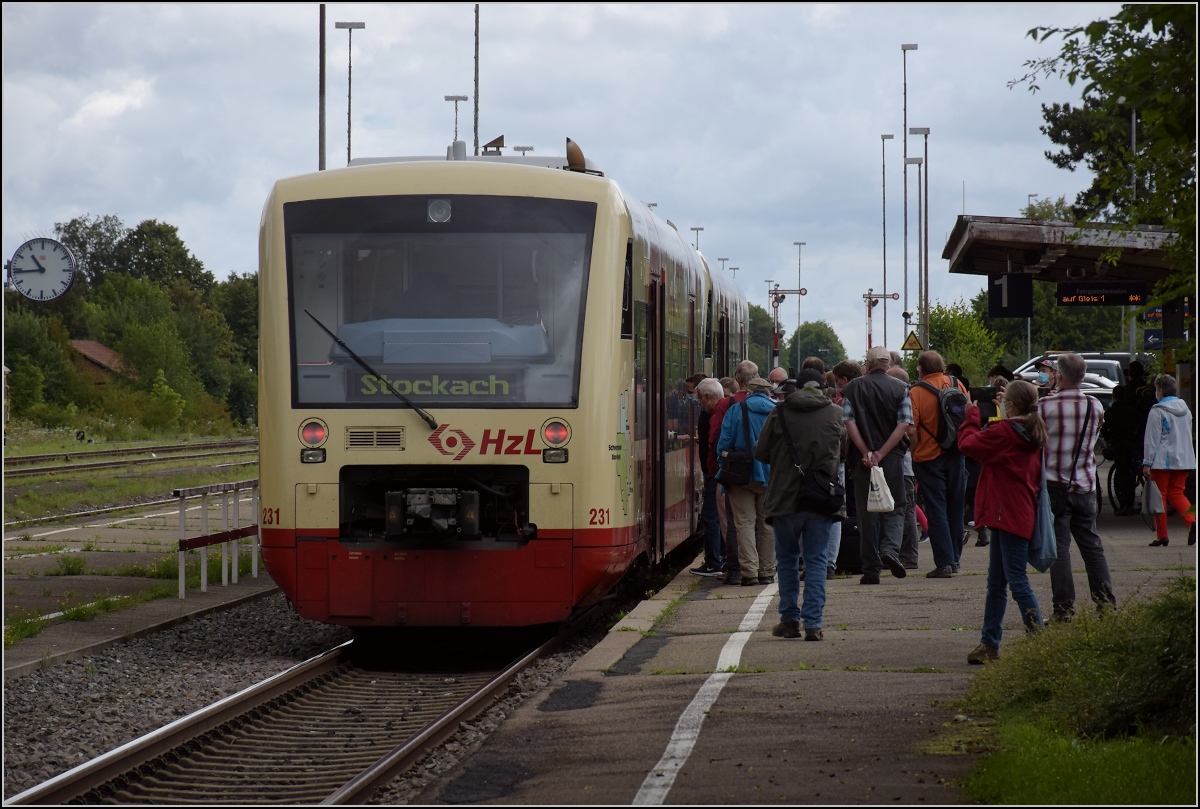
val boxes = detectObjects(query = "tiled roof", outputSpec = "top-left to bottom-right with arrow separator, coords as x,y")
70,340 -> 125,373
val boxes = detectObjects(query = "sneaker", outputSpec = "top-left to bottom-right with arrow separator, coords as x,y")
690,564 -> 725,577
804,627 -> 824,642
974,531 -> 990,547
759,575 -> 775,585
859,573 -> 881,585
918,532 -> 929,543
952,563 -> 961,573
826,565 -> 836,579
725,572 -> 742,586
772,620 -> 801,638
740,577 -> 761,586
926,566 -> 954,579
882,553 -> 907,579
967,643 -> 999,665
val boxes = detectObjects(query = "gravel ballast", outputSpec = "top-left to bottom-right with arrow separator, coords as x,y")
3,593 -> 608,802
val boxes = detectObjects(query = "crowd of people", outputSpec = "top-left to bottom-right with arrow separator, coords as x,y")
685,349 -> 1196,661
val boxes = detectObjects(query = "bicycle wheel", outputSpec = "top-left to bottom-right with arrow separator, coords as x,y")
1107,464 -> 1119,511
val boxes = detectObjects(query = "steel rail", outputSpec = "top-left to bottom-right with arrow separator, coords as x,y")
322,633 -> 562,804
3,440 -> 257,468
5,641 -> 354,805
5,449 -> 258,479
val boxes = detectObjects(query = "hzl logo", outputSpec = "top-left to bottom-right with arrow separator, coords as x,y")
428,425 -> 475,461
428,425 -> 544,460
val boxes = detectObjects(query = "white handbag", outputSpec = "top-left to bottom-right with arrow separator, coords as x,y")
867,465 -> 896,512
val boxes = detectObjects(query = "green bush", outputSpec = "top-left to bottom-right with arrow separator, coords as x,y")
964,575 -> 1196,739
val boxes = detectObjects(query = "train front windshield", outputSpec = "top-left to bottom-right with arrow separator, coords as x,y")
284,195 -> 595,408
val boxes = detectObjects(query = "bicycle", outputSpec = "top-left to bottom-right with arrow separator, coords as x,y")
1106,460 -> 1168,530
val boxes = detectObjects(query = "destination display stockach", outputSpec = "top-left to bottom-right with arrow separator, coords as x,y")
351,371 -> 521,401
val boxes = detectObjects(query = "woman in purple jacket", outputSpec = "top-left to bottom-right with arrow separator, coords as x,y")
957,380 -> 1047,664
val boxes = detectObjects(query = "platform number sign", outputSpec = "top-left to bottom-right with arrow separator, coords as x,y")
988,273 -> 1033,318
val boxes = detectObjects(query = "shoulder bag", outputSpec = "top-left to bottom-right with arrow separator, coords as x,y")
1029,458 -> 1058,573
777,406 -> 844,516
717,402 -> 754,487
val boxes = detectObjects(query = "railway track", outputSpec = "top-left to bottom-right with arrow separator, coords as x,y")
4,442 -> 258,480
8,633 -> 560,805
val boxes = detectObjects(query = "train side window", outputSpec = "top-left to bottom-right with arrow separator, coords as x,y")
621,240 -> 633,340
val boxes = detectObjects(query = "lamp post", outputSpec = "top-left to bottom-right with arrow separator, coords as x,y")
718,257 -> 728,273
881,133 -> 893,347
444,95 -> 469,142
690,227 -> 704,250
335,21 -> 365,165
1027,193 -> 1038,213
793,241 -> 805,371
906,155 -> 924,346
901,43 -> 918,321
319,5 -> 326,170
910,127 -> 930,349
514,146 -> 534,156
729,267 -> 739,283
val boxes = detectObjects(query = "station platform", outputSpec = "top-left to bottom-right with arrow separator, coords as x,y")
413,509 -> 1194,805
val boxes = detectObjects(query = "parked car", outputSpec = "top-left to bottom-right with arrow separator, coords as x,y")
1013,351 -> 1155,388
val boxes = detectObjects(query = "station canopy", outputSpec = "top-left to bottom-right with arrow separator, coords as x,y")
941,215 -> 1174,285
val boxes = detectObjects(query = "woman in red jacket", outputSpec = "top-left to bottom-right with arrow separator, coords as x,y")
957,379 -> 1047,664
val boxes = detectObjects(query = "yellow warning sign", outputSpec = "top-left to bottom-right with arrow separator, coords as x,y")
902,331 -> 923,351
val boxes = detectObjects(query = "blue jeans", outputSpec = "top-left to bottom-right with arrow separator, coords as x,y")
773,511 -> 833,627
701,471 -> 724,569
913,451 -> 966,570
981,528 -> 1044,647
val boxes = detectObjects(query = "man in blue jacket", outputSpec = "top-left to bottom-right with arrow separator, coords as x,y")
717,375 -> 777,585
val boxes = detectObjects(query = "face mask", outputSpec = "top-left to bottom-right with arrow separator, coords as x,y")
1036,372 -> 1049,385
686,394 -> 699,403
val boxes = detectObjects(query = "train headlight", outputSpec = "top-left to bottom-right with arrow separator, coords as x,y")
427,198 -> 452,223
542,448 -> 568,463
299,418 -> 328,447
541,419 -> 571,446
301,448 -> 326,463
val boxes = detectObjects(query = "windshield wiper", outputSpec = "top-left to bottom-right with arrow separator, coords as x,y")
305,310 -> 438,430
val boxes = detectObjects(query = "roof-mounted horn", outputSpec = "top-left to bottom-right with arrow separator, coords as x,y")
566,138 -> 586,172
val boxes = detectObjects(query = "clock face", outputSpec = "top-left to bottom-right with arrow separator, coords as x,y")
7,238 -> 77,301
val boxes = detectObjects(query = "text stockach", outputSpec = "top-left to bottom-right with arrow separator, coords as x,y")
359,373 -> 511,397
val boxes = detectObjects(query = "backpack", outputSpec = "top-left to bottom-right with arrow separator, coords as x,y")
915,376 -> 967,451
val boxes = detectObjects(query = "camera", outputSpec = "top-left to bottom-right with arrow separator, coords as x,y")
970,386 -> 998,403
970,386 -> 1000,424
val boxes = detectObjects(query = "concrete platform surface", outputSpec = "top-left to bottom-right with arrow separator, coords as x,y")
414,508 -> 1195,805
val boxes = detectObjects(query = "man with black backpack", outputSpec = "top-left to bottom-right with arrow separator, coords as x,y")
907,351 -> 969,579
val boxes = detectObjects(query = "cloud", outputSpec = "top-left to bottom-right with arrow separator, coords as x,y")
66,78 -> 154,127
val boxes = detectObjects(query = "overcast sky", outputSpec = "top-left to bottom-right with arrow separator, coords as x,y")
2,2 -> 1121,360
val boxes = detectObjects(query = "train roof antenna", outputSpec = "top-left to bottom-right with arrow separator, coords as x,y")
304,310 -> 438,430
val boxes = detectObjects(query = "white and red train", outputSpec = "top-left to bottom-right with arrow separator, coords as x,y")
257,139 -> 748,627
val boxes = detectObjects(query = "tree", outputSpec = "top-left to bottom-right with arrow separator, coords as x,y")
1014,4 -> 1195,327
1022,195 -> 1075,220
54,213 -> 127,289
111,220 -> 215,294
927,299 -> 1001,387
781,320 -> 848,370
209,272 -> 259,371
747,303 -> 777,372
971,285 -> 1125,369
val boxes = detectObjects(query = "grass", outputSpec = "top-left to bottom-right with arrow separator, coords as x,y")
961,723 -> 1195,805
3,610 -> 47,648
954,574 -> 1196,805
4,464 -> 259,523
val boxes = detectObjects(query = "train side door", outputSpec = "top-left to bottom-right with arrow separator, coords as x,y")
646,265 -> 666,562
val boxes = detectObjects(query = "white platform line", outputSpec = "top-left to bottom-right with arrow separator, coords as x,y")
633,583 -> 778,805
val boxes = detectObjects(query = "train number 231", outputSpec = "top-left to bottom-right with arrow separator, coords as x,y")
588,508 -> 610,526
261,507 -> 281,525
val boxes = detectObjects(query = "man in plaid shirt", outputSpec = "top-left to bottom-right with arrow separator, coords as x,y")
1037,353 -> 1117,621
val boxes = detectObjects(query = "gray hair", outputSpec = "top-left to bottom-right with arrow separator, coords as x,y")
734,360 -> 758,386
886,366 -> 910,383
696,377 -> 724,398
1154,374 -> 1178,397
1056,353 -> 1086,386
